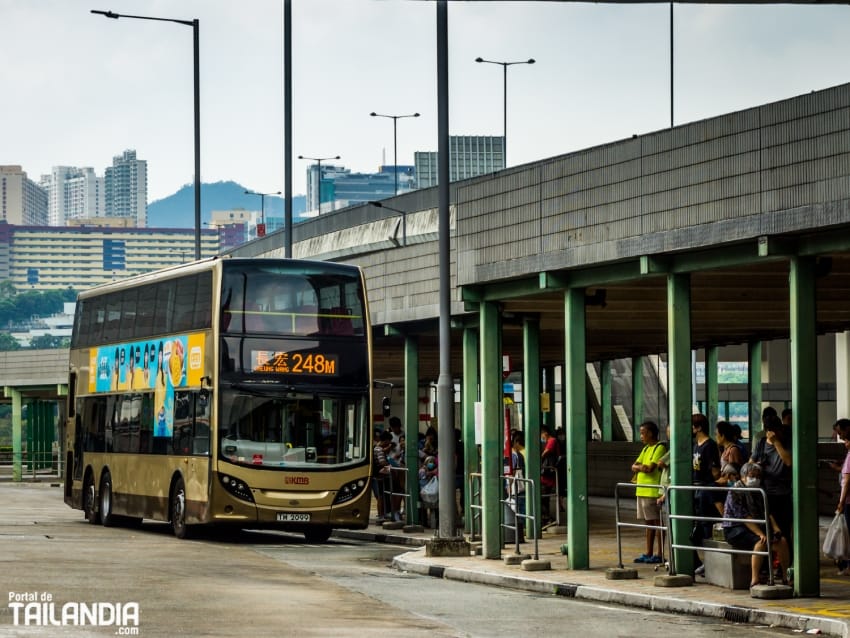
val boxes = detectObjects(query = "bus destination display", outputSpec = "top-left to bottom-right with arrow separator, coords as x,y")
251,350 -> 338,376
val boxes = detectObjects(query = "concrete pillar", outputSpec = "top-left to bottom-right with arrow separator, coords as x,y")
706,346 -> 719,427
789,257 -> 819,597
462,326 -> 479,535
601,360 -> 612,441
479,301 -> 502,559
748,341 -> 763,439
523,317 -> 541,539
6,387 -> 22,482
564,288 -> 589,568
404,335 -> 420,524
542,366 -> 555,429
836,332 -> 850,419
632,356 -> 645,439
667,274 -> 694,574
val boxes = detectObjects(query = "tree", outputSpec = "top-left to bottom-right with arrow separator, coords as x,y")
30,335 -> 69,349
0,333 -> 21,351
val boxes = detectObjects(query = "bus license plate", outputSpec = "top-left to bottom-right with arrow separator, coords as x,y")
277,512 -> 311,522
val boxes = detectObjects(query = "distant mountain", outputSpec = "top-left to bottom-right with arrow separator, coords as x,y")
147,181 -> 306,228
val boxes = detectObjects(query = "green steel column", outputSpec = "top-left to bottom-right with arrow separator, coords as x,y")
7,387 -> 22,482
748,341 -> 763,439
542,366 -> 555,429
565,288 -> 589,568
601,360 -> 612,441
404,335 -> 420,525
523,317 -> 541,539
706,346 -> 719,428
789,257 -> 819,597
480,300 -> 503,558
632,356 -> 645,439
462,326 -> 479,535
667,274 -> 694,574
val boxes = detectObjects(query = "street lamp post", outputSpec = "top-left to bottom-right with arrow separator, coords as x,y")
298,155 -> 339,214
244,190 -> 281,237
474,56 -> 535,167
368,200 -> 407,246
92,9 -> 201,260
369,112 -> 420,195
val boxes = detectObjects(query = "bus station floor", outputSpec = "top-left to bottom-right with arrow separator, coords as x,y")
333,497 -> 850,638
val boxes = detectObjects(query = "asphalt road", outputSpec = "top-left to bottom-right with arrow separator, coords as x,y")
0,483 -> 794,638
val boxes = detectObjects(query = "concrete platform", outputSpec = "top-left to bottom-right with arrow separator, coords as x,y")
334,497 -> 850,638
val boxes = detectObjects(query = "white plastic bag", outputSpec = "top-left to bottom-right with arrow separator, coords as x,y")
420,476 -> 439,505
823,513 -> 850,559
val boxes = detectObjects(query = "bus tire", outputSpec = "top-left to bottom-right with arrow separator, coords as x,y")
303,526 -> 332,543
170,477 -> 191,539
84,473 -> 99,525
99,472 -> 115,527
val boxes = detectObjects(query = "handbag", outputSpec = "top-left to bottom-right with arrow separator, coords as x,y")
823,513 -> 850,559
420,475 -> 439,504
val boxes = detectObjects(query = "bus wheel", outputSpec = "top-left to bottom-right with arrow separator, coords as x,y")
170,477 -> 191,539
99,472 -> 115,527
84,475 -> 99,525
303,526 -> 332,543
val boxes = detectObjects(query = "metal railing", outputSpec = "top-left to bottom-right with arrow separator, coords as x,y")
502,472 -> 540,560
469,472 -> 483,541
467,472 -> 541,560
666,483 -> 776,585
613,482 -> 778,586
613,482 -> 669,569
385,464 -> 410,523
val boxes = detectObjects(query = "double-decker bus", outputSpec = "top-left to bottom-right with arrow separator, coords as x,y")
64,257 -> 373,541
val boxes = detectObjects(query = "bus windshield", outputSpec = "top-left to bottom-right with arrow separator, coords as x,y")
221,263 -> 365,337
219,388 -> 368,469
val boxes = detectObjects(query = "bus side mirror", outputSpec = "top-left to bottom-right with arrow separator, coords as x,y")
382,397 -> 391,418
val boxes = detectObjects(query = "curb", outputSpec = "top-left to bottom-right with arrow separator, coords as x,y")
332,528 -> 429,548
392,550 -> 849,638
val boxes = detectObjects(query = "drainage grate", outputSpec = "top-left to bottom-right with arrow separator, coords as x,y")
427,565 -> 445,578
724,606 -> 752,623
553,584 -> 578,598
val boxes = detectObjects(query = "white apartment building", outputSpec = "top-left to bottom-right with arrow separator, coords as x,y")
105,149 -> 147,227
40,166 -> 103,226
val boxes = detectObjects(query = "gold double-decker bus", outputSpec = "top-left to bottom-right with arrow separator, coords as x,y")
64,257 -> 373,541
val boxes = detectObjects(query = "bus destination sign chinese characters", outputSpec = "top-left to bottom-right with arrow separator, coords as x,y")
251,350 -> 338,376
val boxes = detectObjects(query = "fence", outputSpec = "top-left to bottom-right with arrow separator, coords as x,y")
502,472 -> 541,560
613,482 -> 778,586
468,472 -> 541,560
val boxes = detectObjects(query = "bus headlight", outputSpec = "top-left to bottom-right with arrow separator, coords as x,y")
218,473 -> 255,503
333,478 -> 368,505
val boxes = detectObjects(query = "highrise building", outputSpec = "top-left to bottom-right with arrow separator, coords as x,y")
303,164 -> 415,215
0,166 -> 48,226
40,166 -> 103,226
105,149 -> 148,227
414,135 -> 505,188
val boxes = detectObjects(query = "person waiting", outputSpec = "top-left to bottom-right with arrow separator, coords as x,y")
631,421 -> 666,564
722,462 -> 790,588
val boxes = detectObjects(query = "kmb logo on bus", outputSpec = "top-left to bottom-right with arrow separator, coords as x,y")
285,476 -> 310,485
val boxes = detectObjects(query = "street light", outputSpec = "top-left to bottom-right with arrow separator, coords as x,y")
298,155 -> 340,214
92,9 -> 201,260
244,190 -> 281,237
369,200 -> 408,247
369,112 -> 420,195
474,56 -> 535,167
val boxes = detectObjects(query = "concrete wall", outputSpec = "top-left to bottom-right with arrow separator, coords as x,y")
456,83 -> 850,286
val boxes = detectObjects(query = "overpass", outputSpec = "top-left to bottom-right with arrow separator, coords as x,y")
235,81 -> 850,595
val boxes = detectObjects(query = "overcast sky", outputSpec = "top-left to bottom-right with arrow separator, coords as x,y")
3,0 -> 850,203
